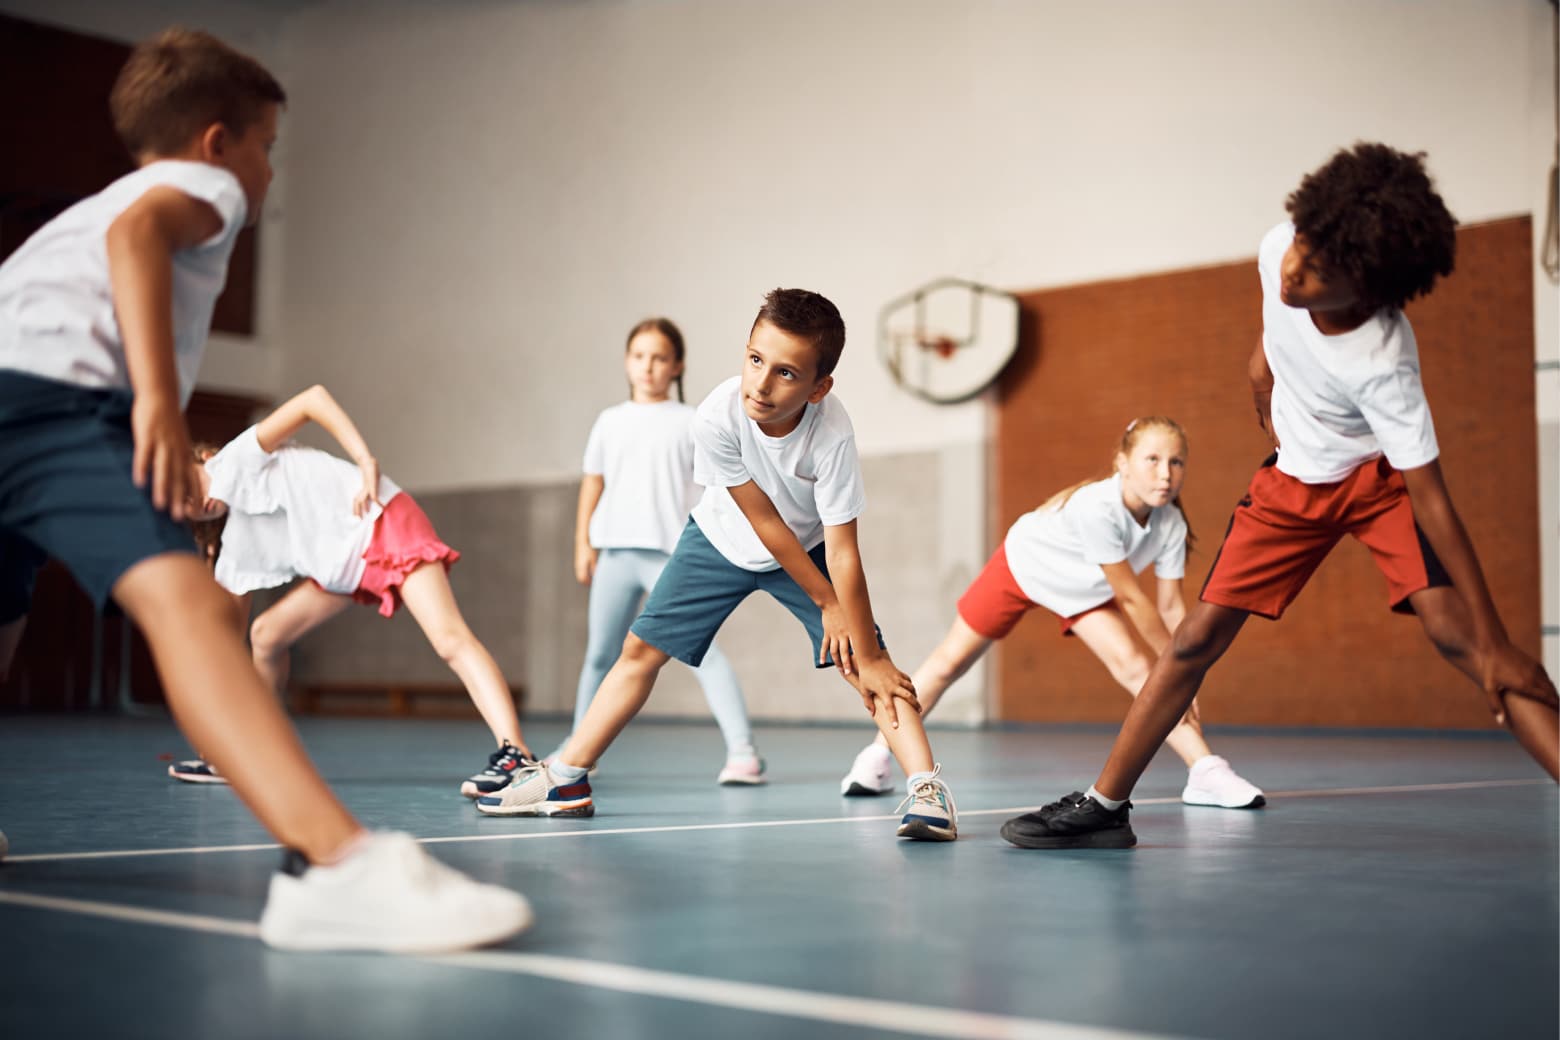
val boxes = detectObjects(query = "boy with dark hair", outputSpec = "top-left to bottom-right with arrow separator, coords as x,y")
1002,143 -> 1560,850
480,288 -> 961,841
0,28 -> 532,948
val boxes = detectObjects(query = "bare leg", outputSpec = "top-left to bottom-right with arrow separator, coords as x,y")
0,615 -> 25,683
397,562 -> 526,751
1411,586 -> 1559,780
869,616 -> 991,753
113,554 -> 362,862
1069,605 -> 1214,767
558,633 -> 670,766
849,669 -> 936,776
249,581 -> 353,695
1094,602 -> 1250,801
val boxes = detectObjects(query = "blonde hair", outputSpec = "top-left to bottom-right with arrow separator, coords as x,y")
1039,416 -> 1195,550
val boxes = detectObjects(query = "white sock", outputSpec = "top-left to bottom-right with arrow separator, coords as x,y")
728,743 -> 758,760
1086,785 -> 1125,811
548,760 -> 588,785
1188,754 -> 1222,777
906,770 -> 935,790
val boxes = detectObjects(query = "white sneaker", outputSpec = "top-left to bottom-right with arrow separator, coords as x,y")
894,765 -> 958,842
716,753 -> 767,786
257,831 -> 533,953
839,743 -> 894,797
1181,755 -> 1266,809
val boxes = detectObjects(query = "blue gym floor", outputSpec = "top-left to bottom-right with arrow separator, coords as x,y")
0,715 -> 1554,1040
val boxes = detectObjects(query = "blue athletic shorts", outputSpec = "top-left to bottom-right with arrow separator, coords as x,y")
0,371 -> 198,619
630,519 -> 885,668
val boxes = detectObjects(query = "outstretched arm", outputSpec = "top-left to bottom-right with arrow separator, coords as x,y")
1400,460 -> 1559,720
723,482 -> 916,718
574,475 -> 604,584
1249,339 -> 1279,449
108,186 -> 225,521
822,519 -> 919,724
1101,562 -> 1172,654
254,385 -> 381,516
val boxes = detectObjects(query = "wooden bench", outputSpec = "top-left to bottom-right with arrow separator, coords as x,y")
290,681 -> 525,719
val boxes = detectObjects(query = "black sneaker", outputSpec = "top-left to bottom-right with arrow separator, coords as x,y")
460,744 -> 534,798
1000,794 -> 1136,849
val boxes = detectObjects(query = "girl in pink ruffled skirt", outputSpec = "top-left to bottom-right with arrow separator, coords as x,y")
175,384 -> 534,798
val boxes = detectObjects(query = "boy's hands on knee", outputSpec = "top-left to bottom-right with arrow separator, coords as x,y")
854,657 -> 920,729
1481,642 -> 1560,726
132,396 -> 197,521
819,599 -> 854,677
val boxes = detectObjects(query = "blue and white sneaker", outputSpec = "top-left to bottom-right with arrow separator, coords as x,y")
895,764 -> 957,842
476,762 -> 594,817
461,744 -> 535,798
169,758 -> 228,785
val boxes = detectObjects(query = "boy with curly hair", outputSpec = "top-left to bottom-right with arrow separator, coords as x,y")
1001,142 -> 1560,849
0,29 -> 532,947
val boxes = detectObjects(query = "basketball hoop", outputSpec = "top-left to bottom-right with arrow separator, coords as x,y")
877,279 -> 1020,404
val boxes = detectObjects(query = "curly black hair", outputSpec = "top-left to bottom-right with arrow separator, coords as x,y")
1286,142 -> 1457,314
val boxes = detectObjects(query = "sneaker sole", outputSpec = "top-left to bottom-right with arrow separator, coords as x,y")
895,819 -> 957,842
717,775 -> 767,786
260,901 -> 535,953
840,781 -> 892,797
168,768 -> 228,785
999,823 -> 1137,849
1181,788 -> 1267,809
475,799 -> 594,818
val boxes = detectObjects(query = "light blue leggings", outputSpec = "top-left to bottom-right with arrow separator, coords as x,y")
571,547 -> 753,753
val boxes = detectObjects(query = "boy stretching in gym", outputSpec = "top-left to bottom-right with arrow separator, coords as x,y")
1003,142 -> 1560,850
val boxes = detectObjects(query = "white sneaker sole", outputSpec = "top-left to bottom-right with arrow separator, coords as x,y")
840,778 -> 892,797
896,818 -> 957,842
1181,785 -> 1266,809
168,766 -> 228,785
475,798 -> 594,818
717,773 -> 767,786
260,896 -> 534,953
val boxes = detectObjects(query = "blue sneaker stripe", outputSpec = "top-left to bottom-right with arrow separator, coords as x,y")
901,813 -> 950,827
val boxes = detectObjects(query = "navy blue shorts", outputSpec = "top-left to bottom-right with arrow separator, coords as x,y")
630,519 -> 884,668
0,371 -> 198,618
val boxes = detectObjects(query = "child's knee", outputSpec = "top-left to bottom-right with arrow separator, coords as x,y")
619,632 -> 669,672
248,614 -> 285,658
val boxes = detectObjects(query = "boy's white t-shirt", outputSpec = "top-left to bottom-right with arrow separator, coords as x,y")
583,399 -> 701,555
689,376 -> 866,572
206,426 -> 403,595
1002,474 -> 1187,618
0,161 -> 248,407
1258,222 -> 1440,484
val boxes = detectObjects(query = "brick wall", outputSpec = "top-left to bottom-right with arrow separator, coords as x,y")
995,217 -> 1538,729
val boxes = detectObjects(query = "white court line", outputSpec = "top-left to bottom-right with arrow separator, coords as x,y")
0,889 -> 1181,1040
3,777 -> 1548,865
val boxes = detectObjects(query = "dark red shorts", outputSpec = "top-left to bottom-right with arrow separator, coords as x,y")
1200,455 -> 1449,620
956,543 -> 1111,639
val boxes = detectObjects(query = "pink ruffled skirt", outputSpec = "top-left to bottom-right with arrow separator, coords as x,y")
353,492 -> 460,617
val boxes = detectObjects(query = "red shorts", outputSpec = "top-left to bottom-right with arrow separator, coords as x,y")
350,492 -> 460,618
1200,455 -> 1449,620
956,543 -> 1111,639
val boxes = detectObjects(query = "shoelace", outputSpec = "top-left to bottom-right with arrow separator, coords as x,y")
484,746 -> 526,775
895,764 -> 956,817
